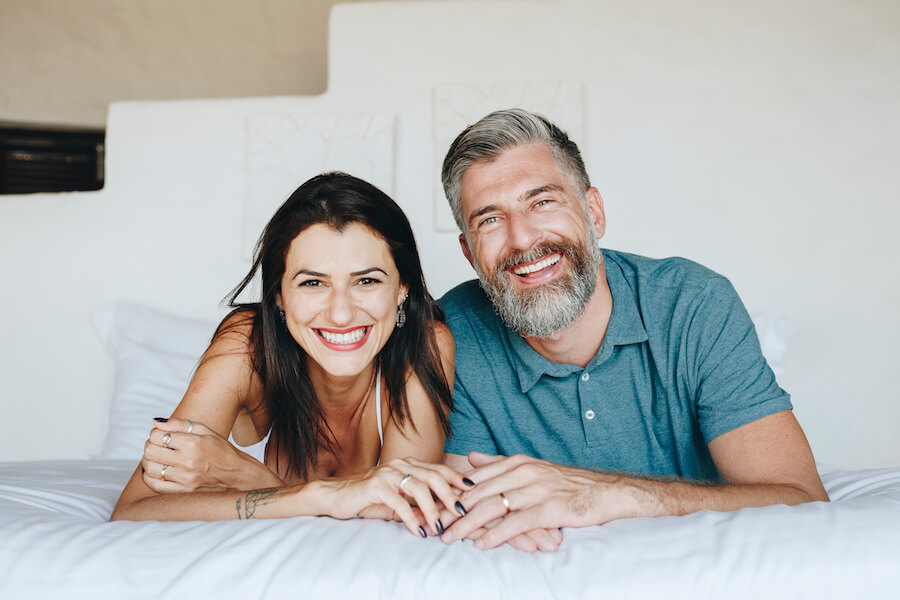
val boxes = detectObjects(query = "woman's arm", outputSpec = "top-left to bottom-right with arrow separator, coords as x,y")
111,314 -> 278,520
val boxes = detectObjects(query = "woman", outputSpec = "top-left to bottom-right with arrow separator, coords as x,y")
111,172 -> 464,538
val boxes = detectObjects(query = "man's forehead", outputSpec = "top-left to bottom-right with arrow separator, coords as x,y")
459,143 -> 575,211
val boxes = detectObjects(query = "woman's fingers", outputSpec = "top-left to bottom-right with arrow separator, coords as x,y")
151,417 -> 208,435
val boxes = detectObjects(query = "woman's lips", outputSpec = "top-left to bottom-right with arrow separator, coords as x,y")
316,325 -> 371,351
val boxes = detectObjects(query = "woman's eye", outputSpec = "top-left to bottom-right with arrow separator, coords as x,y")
358,277 -> 381,286
299,280 -> 322,287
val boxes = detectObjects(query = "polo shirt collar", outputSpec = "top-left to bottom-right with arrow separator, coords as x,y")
503,251 -> 649,393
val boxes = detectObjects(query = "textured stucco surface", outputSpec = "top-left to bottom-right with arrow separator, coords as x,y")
0,0 -> 376,126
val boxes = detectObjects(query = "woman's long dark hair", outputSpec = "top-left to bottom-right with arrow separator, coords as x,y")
216,172 -> 452,480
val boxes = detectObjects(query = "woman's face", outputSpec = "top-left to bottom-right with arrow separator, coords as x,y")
278,222 -> 408,379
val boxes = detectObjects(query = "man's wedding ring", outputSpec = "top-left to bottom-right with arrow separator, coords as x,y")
499,492 -> 511,514
399,474 -> 413,493
185,420 -> 193,434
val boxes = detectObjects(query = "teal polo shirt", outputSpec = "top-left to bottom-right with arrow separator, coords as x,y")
440,249 -> 792,482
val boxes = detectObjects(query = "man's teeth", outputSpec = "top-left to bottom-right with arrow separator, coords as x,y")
512,254 -> 560,276
319,328 -> 367,344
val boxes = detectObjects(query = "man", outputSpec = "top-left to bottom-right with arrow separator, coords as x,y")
437,108 -> 828,552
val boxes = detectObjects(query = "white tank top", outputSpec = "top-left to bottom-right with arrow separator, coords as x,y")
229,371 -> 384,463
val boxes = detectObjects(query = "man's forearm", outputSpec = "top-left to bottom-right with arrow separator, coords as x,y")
599,471 -> 828,523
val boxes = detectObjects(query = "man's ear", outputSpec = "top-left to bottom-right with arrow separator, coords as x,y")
459,233 -> 476,269
585,187 -> 606,240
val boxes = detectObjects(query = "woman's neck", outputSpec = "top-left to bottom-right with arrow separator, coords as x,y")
306,360 -> 377,422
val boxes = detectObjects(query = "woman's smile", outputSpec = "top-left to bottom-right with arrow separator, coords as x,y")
315,325 -> 372,351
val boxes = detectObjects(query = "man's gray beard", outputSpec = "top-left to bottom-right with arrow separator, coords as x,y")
473,230 -> 604,339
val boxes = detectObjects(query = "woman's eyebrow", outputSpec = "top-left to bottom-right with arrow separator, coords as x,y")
350,267 -> 389,278
291,269 -> 328,280
291,267 -> 389,280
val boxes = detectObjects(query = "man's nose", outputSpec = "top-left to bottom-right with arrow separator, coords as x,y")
506,211 -> 542,252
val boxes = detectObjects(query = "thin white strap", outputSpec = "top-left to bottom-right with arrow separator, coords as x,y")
375,370 -> 383,447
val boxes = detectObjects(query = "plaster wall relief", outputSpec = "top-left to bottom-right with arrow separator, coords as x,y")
432,81 -> 585,231
243,112 -> 395,259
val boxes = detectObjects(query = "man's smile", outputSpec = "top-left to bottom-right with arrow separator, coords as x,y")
511,252 -> 562,278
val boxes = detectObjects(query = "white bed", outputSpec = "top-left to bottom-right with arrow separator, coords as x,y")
1,459 -> 899,599
1,302 -> 899,599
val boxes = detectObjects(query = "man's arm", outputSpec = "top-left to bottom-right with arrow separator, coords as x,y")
441,410 -> 828,549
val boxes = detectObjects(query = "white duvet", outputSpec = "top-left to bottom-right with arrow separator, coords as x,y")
1,459 -> 899,599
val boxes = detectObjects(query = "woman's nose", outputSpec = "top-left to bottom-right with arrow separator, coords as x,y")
326,287 -> 355,325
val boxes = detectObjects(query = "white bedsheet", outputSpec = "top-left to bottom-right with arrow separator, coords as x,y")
1,460 -> 899,599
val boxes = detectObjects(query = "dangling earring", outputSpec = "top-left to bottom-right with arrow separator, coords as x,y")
395,300 -> 406,329
277,305 -> 286,324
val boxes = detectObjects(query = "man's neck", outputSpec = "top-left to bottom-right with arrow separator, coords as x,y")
522,264 -> 612,368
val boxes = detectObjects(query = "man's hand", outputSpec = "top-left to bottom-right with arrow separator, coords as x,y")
441,452 -> 635,550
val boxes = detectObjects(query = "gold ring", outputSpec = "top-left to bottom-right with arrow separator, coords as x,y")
185,420 -> 193,434
399,474 -> 413,493
498,492 -> 511,514
162,433 -> 172,449
160,465 -> 168,481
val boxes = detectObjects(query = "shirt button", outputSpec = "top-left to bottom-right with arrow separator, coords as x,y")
581,372 -> 590,382
585,409 -> 595,420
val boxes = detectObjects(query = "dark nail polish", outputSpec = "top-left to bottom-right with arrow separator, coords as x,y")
462,477 -> 475,487
435,519 -> 445,535
153,417 -> 168,423
455,501 -> 467,516
417,526 -> 427,538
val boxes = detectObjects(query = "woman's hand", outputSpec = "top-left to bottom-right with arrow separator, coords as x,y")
308,457 -> 469,538
142,418 -> 283,493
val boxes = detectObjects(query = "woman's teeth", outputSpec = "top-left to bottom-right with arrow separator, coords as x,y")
512,253 -> 560,276
318,328 -> 367,344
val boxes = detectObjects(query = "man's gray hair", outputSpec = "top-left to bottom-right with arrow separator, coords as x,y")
440,108 -> 591,233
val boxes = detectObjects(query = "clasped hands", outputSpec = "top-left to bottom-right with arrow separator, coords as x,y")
143,420 -> 617,552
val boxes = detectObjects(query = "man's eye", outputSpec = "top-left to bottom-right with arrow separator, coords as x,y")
534,198 -> 552,208
480,216 -> 499,227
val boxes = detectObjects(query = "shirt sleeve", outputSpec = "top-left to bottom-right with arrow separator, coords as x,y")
686,277 -> 793,442
443,369 -> 500,456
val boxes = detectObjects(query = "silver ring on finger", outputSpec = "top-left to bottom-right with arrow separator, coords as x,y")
499,492 -> 511,514
162,433 -> 172,449
160,465 -> 169,482
185,420 -> 193,434
399,474 -> 413,493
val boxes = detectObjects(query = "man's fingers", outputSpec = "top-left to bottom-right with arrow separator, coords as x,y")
524,527 -> 561,552
441,492 -> 510,543
475,508 -> 542,550
467,451 -> 506,468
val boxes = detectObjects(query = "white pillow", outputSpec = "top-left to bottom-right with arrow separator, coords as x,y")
751,311 -> 792,377
92,303 -> 217,459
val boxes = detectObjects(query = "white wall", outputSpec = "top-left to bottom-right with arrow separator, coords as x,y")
1,0 -> 898,468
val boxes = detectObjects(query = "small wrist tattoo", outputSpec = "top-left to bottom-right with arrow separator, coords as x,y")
236,488 -> 277,519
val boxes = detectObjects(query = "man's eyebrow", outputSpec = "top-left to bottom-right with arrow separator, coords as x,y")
518,184 -> 564,202
467,204 -> 501,228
